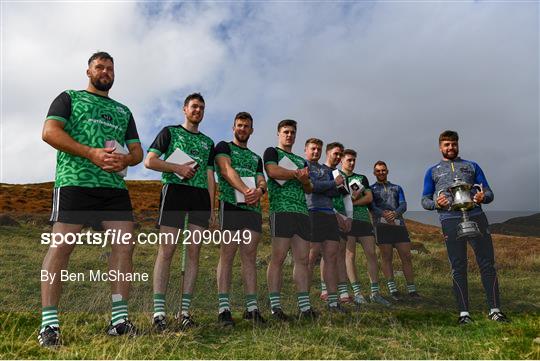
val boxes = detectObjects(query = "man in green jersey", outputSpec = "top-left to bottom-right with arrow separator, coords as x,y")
264,119 -> 317,321
337,150 -> 391,307
145,93 -> 216,331
214,112 -> 267,326
40,52 -> 143,347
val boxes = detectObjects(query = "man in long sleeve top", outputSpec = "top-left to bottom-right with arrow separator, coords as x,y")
305,140 -> 349,313
421,130 -> 507,324
371,160 -> 419,301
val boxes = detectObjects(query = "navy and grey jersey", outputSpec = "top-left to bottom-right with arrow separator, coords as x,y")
305,161 -> 339,214
421,157 -> 494,221
370,181 -> 407,226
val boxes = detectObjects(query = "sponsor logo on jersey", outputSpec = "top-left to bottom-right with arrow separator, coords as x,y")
116,106 -> 127,115
87,118 -> 120,130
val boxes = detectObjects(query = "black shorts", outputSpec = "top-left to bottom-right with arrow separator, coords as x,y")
270,212 -> 310,241
219,201 -> 262,233
339,220 -> 375,239
309,211 -> 340,243
375,224 -> 411,245
49,186 -> 133,228
158,184 -> 210,228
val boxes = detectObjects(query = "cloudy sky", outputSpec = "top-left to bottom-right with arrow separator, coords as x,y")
2,1 -> 538,217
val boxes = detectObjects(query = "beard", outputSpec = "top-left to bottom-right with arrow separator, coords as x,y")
234,132 -> 250,143
441,149 -> 458,160
91,76 -> 114,91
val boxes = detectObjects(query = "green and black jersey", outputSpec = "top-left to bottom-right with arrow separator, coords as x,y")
333,172 -> 371,223
214,141 -> 264,213
148,125 -> 215,189
46,90 -> 140,189
263,147 -> 308,215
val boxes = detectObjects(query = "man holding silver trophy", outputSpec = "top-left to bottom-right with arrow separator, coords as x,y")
421,130 -> 508,324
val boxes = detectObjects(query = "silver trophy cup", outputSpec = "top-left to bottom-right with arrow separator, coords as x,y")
438,177 -> 483,240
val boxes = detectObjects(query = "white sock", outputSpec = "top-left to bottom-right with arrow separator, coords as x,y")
460,311 -> 470,317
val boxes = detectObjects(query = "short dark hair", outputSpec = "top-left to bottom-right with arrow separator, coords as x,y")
326,142 -> 344,153
184,93 -> 205,107
373,160 -> 387,169
343,149 -> 357,158
277,119 -> 297,132
234,112 -> 253,126
305,138 -> 323,147
439,130 -> 459,143
88,51 -> 114,66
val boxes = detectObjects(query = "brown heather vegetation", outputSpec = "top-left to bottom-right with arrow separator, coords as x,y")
0,181 -> 538,359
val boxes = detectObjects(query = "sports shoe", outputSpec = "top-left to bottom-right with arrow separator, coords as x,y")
271,307 -> 292,322
153,315 -> 167,333
328,303 -> 349,314
218,310 -> 235,327
370,293 -> 391,307
243,309 -> 266,324
298,308 -> 319,320
408,291 -> 421,299
390,291 -> 402,302
38,326 -> 60,347
488,311 -> 509,323
353,294 -> 368,306
178,314 -> 198,330
107,319 -> 137,336
320,292 -> 328,301
458,315 -> 473,325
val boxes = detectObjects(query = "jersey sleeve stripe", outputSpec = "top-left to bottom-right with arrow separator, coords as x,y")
148,148 -> 162,155
215,153 -> 231,159
125,139 -> 140,144
264,161 -> 278,165
46,116 -> 67,123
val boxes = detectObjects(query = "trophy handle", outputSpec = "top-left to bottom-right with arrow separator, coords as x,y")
472,183 -> 483,204
436,189 -> 451,210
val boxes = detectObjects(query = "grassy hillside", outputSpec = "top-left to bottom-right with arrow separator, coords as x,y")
0,182 -> 539,359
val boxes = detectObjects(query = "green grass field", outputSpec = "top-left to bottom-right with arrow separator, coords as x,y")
0,223 -> 539,359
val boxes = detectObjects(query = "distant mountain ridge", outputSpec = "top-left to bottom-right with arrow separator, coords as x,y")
489,213 -> 540,237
